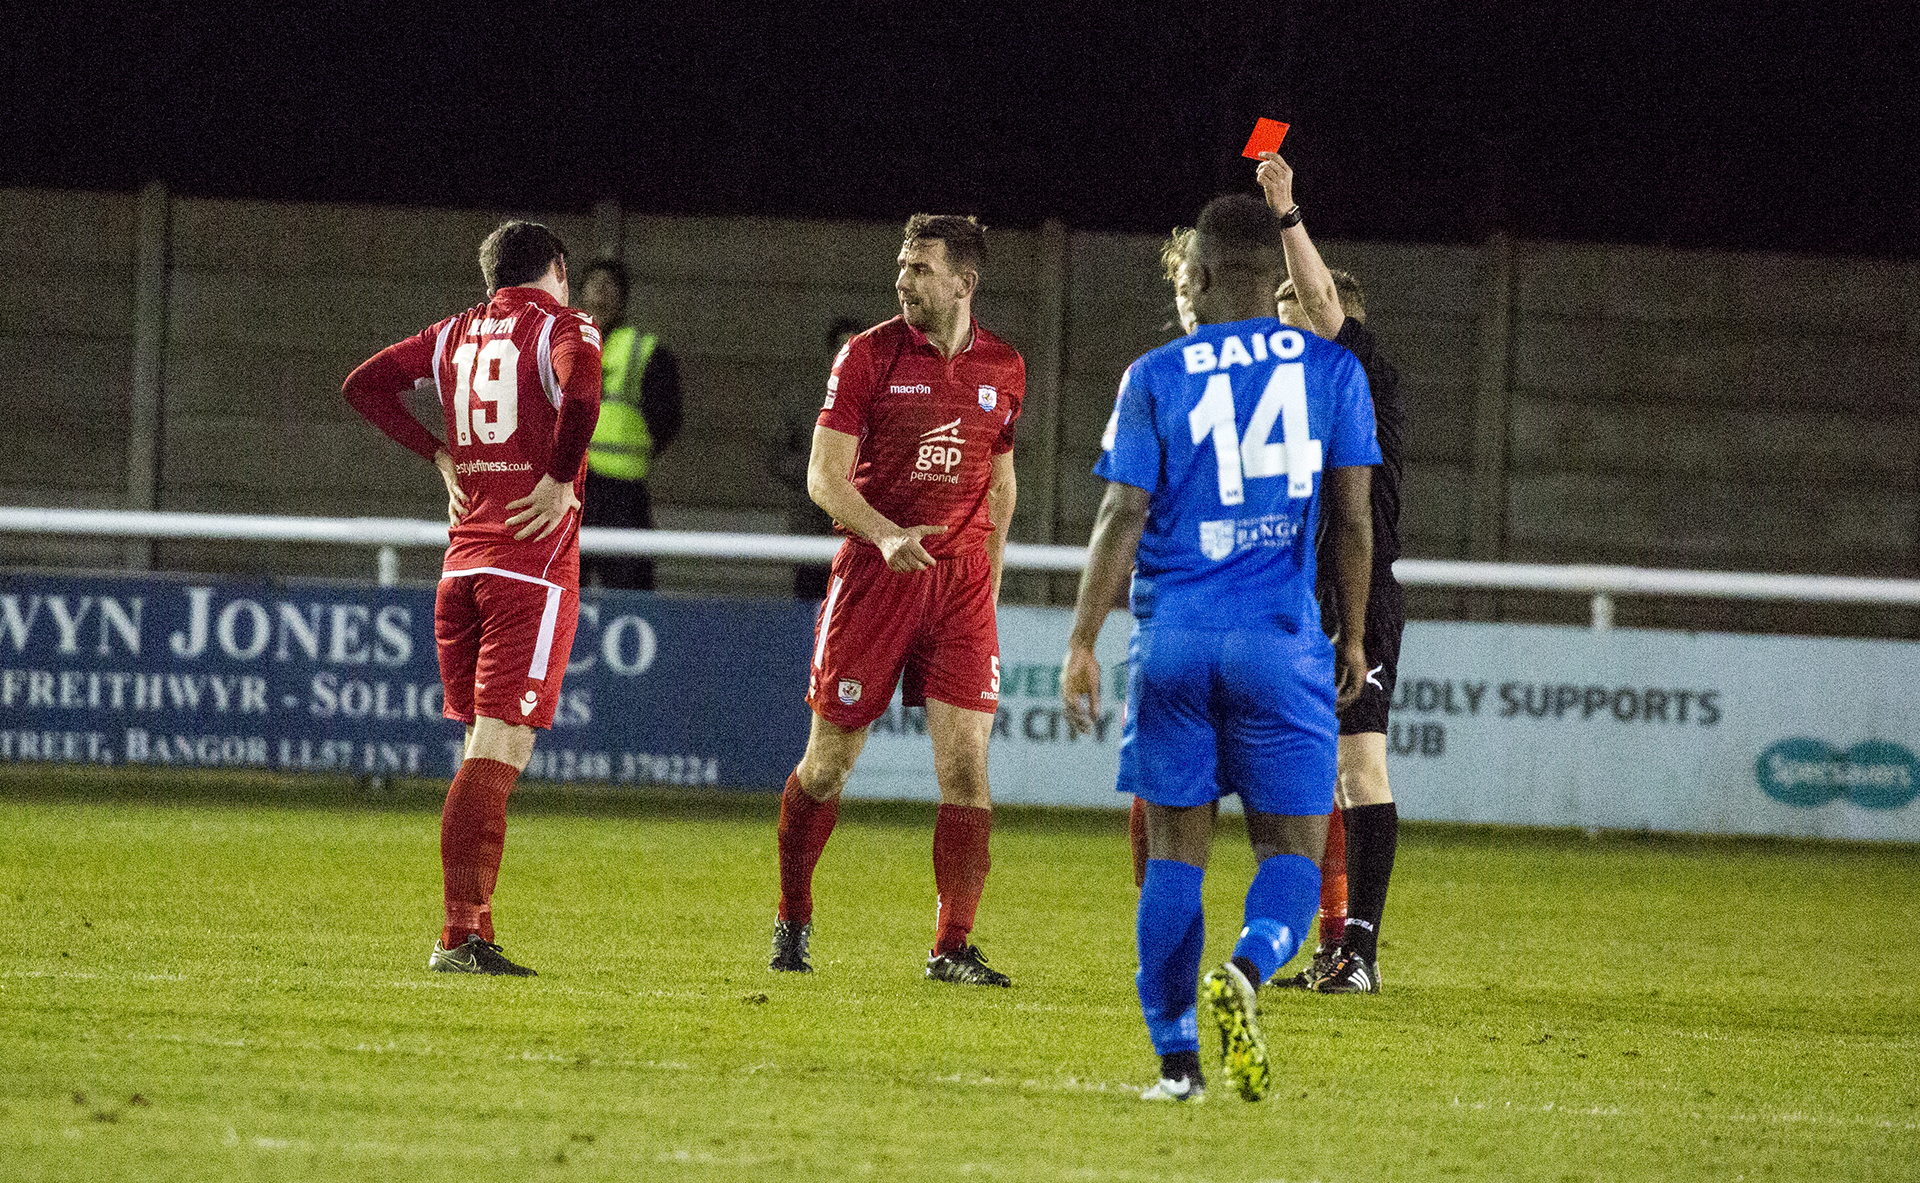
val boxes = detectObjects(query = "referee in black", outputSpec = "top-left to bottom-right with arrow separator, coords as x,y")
1256,150 -> 1407,994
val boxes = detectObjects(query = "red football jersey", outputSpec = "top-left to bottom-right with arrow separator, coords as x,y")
817,317 -> 1025,559
343,286 -> 602,588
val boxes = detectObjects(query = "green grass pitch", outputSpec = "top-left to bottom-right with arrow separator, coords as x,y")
3,768 -> 1916,1182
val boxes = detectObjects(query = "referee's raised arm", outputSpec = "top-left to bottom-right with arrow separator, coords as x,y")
1255,151 -> 1345,339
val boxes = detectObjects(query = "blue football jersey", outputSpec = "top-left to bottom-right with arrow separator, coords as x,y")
1095,317 -> 1380,629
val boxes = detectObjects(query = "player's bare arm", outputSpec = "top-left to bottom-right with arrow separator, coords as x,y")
504,473 -> 582,542
1062,480 -> 1150,736
1326,464 -> 1374,709
985,450 -> 1017,602
432,448 -> 470,526
1256,152 -> 1345,339
806,423 -> 945,572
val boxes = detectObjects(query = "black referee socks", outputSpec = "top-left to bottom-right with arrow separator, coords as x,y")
1341,802 -> 1398,963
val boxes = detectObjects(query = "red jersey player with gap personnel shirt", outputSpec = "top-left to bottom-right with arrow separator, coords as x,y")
342,221 -> 601,977
769,215 -> 1024,986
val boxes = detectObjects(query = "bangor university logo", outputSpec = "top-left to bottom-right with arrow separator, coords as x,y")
1198,519 -> 1236,561
1755,738 -> 1920,810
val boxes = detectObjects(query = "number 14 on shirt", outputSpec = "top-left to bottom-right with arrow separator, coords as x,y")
1188,361 -> 1323,507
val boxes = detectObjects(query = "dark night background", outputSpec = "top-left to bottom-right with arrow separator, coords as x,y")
4,3 -> 1916,256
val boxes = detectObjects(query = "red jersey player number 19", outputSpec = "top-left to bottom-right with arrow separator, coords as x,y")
341,220 -> 601,980
353,254 -> 603,726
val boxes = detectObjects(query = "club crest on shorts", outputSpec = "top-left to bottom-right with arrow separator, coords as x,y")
977,384 -> 997,412
520,689 -> 538,715
837,678 -> 863,706
1198,518 -> 1236,561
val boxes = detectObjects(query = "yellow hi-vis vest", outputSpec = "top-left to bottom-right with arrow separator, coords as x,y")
587,325 -> 658,481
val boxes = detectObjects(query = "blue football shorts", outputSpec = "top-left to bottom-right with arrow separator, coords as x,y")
1116,621 -> 1338,816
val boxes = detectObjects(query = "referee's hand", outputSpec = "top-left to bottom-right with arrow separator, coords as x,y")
1254,151 -> 1295,215
878,524 -> 945,572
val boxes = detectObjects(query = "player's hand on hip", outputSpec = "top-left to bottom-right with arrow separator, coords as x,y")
878,524 -> 945,572
1335,638 -> 1368,711
505,474 -> 582,542
1061,644 -> 1102,738
432,449 -> 470,526
1254,151 -> 1295,213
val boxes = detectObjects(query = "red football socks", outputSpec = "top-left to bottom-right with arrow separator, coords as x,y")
775,770 -> 840,925
1318,803 -> 1349,950
932,803 -> 992,954
441,757 -> 520,947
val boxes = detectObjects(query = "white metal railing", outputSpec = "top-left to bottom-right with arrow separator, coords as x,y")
1392,558 -> 1920,628
6,506 -> 1920,630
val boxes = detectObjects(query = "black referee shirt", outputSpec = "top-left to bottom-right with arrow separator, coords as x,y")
1332,316 -> 1405,578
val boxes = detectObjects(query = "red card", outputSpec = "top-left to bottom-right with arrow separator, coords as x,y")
1240,118 -> 1290,159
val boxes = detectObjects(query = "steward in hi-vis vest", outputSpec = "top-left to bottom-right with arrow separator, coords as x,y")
589,325 -> 659,481
577,258 -> 683,590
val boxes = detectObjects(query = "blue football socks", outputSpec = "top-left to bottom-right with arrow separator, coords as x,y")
1136,858 -> 1206,1055
1231,853 -> 1321,986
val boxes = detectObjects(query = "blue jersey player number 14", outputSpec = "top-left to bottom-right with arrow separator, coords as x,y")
1182,328 -> 1321,503
1059,193 -> 1381,1104
1094,318 -> 1377,632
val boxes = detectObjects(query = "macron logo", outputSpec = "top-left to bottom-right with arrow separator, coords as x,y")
890,383 -> 933,395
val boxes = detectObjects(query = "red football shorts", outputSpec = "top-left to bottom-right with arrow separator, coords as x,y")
435,570 -> 579,730
807,543 -> 1000,730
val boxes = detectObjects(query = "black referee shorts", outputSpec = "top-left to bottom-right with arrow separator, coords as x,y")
1337,574 -> 1405,736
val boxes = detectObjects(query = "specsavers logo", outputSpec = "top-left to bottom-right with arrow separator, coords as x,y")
1755,739 -> 1920,810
